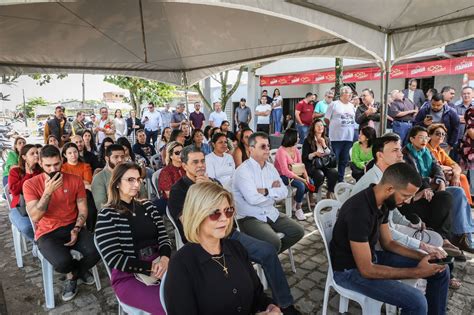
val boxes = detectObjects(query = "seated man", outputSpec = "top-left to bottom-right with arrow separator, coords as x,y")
132,129 -> 156,166
331,163 -> 449,314
23,145 -> 100,302
233,132 -> 304,253
168,146 -> 301,315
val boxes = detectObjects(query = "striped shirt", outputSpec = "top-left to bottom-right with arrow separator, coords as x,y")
95,200 -> 171,276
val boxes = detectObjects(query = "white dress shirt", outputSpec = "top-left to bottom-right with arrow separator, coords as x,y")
141,110 -> 162,131
232,157 -> 287,222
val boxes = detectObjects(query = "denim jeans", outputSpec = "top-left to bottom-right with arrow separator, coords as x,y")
3,176 -> 8,187
330,141 -> 353,182
392,121 -> 412,146
333,251 -> 449,315
230,230 -> 293,308
297,124 -> 309,144
145,129 -> 159,146
9,208 -> 34,241
272,108 -> 283,133
281,176 -> 307,203
446,186 -> 474,238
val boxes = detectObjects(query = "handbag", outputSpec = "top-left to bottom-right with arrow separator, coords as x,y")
290,163 -> 306,176
313,153 -> 337,169
17,194 -> 28,217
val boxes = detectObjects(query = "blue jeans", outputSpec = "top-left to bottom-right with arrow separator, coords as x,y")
272,108 -> 283,133
330,141 -> 353,182
334,251 -> 449,315
230,230 -> 293,308
9,208 -> 34,241
3,176 -> 8,187
297,124 -> 309,144
446,186 -> 474,238
281,176 -> 307,203
145,129 -> 159,146
392,121 -> 412,146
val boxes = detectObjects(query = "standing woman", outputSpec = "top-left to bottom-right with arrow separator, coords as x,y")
126,109 -> 143,145
350,126 -> 376,182
95,162 -> 171,315
82,129 -> 97,155
302,119 -> 338,199
2,137 -> 26,187
114,109 -> 127,141
165,182 -> 280,315
272,88 -> 283,135
7,144 -> 41,240
233,128 -> 253,167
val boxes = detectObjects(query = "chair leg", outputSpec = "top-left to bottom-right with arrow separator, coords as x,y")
288,248 -> 296,273
385,304 -> 398,315
11,225 -> 23,268
91,266 -> 102,291
361,300 -> 383,314
285,188 -> 292,218
21,234 -> 28,254
41,256 -> 55,309
255,264 -> 268,290
118,303 -> 124,315
339,295 -> 349,313
322,283 -> 331,315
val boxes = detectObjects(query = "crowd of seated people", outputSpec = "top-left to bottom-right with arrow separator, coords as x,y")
2,88 -> 473,315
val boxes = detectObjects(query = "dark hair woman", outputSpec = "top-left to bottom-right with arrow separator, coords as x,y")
81,129 -> 97,154
233,128 -> 253,167
349,126 -> 376,182
190,129 -> 211,155
97,137 -> 114,169
95,162 -> 171,314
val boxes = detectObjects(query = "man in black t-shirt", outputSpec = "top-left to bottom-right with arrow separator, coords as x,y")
132,129 -> 156,166
330,163 -> 450,315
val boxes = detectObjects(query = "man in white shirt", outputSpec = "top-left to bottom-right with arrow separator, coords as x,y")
160,103 -> 172,129
209,101 -> 228,127
141,102 -> 162,145
233,132 -> 305,253
255,96 -> 272,134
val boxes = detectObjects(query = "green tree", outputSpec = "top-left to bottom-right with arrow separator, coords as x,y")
103,76 -> 176,112
29,73 -> 68,86
334,58 -> 343,100
192,66 -> 245,111
17,97 -> 49,118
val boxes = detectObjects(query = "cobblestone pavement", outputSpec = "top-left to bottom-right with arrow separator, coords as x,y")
1,199 -> 473,314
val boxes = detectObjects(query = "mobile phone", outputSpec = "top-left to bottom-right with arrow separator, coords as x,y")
428,256 -> 454,265
48,171 -> 60,179
426,115 -> 433,120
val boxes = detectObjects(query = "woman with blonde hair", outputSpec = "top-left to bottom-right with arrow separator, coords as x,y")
157,141 -> 185,199
165,182 -> 280,315
95,162 -> 171,314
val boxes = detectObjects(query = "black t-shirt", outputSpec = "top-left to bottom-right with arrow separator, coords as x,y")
329,185 -> 389,271
121,200 -> 160,252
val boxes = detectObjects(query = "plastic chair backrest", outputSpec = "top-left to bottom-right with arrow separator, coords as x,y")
314,199 -> 342,272
269,149 -> 278,163
159,272 -> 167,313
94,235 -> 113,279
165,207 -> 184,249
151,169 -> 162,197
150,153 -> 161,170
4,184 -> 12,209
334,182 -> 354,204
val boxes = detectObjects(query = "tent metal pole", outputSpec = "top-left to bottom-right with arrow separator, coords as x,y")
182,72 -> 190,116
381,33 -> 392,135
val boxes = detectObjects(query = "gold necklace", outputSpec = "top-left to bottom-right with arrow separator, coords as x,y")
211,254 -> 228,277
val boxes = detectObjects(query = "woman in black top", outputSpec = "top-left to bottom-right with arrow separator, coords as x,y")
126,109 -> 144,144
164,182 -> 280,315
95,162 -> 171,314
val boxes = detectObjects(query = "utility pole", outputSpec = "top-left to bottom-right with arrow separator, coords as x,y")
334,58 -> 343,100
22,89 -> 27,127
82,73 -> 85,105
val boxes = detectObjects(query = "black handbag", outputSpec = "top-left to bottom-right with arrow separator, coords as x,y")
313,153 -> 337,169
17,194 -> 28,217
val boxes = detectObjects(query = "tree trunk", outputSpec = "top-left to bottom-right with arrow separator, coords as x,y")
334,58 -> 343,100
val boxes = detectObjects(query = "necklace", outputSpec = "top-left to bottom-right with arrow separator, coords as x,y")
211,254 -> 228,277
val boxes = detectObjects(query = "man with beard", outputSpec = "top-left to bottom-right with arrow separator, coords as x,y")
330,163 -> 449,315
414,93 -> 459,152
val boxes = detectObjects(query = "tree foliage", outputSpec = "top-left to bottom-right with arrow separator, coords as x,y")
29,73 -> 68,86
193,66 -> 245,111
334,58 -> 343,100
103,76 -> 176,112
16,97 -> 49,118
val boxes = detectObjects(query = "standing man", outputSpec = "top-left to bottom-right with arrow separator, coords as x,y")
295,92 -> 314,144
356,88 -> 381,134
85,113 -> 95,130
234,98 -> 252,130
324,86 -> 356,182
72,111 -> 87,136
452,86 -> 473,161
330,163 -> 449,315
262,90 -> 273,105
160,103 -> 172,129
388,89 -> 418,145
313,90 -> 334,120
441,86 -> 456,108
94,107 -> 115,146
208,101 -> 228,128
402,78 -> 425,109
170,103 -> 187,130
189,102 -> 206,130
44,105 -> 71,147
255,96 -> 272,134
141,102 -> 162,145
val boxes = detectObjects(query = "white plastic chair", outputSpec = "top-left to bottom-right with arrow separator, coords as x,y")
27,215 -> 101,309
159,272 -> 167,314
94,236 -> 150,315
334,182 -> 354,204
165,207 -> 184,250
151,169 -> 162,198
314,199 -> 385,315
150,153 -> 162,170
4,185 -> 28,268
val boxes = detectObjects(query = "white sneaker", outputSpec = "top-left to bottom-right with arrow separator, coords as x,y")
294,209 -> 306,221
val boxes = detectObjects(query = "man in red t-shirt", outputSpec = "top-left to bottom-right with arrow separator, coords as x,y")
295,92 -> 315,143
23,145 -> 99,302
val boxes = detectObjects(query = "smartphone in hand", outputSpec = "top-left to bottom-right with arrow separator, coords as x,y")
428,256 -> 454,265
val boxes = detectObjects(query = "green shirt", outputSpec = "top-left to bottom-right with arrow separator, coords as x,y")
351,142 -> 373,169
2,151 -> 19,177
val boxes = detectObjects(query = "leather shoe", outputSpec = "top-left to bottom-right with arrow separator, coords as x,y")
453,234 -> 474,254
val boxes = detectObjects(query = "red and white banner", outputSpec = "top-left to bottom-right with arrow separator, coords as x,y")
260,56 -> 474,86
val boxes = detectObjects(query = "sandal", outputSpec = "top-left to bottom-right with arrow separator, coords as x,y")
449,278 -> 462,290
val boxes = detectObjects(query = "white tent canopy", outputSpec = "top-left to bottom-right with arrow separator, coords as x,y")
1,0 -> 471,87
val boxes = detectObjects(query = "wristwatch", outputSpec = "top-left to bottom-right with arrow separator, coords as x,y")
264,188 -> 269,196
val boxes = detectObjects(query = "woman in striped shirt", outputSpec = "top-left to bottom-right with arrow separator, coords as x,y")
95,162 -> 171,314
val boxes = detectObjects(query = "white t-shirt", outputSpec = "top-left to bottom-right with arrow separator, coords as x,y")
324,100 -> 356,142
209,111 -> 228,127
273,95 -> 283,109
205,152 -> 235,189
256,104 -> 272,124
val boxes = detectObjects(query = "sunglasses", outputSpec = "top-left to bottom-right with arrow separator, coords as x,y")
208,207 -> 235,221
173,150 -> 182,156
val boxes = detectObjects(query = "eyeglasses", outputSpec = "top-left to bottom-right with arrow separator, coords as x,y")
252,144 -> 271,150
173,150 -> 182,156
208,207 -> 235,221
434,132 -> 446,137
122,177 -> 143,184
416,136 -> 430,141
